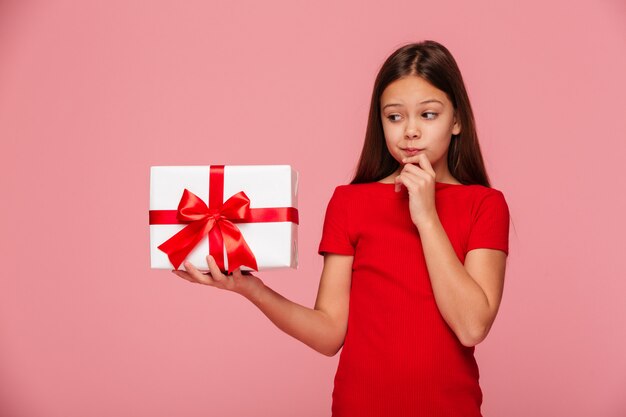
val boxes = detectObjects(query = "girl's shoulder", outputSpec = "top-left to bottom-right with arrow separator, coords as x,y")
442,182 -> 506,197
433,183 -> 509,217
464,184 -> 510,216
333,181 -> 402,200
470,183 -> 507,199
330,182 -> 377,195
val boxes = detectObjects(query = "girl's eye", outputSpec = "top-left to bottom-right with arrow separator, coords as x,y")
386,112 -> 438,122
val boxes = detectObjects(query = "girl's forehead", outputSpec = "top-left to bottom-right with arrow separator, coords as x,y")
380,76 -> 449,105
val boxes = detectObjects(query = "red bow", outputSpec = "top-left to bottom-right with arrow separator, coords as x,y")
156,188 -> 258,273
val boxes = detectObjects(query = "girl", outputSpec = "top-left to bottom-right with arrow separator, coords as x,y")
173,40 -> 510,417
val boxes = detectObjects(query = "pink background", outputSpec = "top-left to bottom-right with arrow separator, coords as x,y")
1,0 -> 625,416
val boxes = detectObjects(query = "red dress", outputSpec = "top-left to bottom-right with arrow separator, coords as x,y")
318,181 -> 510,417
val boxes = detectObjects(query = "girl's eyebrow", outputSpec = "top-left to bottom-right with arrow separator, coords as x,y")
382,99 -> 444,110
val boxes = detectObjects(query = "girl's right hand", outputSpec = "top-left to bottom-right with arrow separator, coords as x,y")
171,255 -> 264,300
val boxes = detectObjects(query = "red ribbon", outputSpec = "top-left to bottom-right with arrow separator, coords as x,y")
149,165 -> 298,273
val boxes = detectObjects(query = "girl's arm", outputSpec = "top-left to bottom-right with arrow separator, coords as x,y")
417,219 -> 507,347
395,154 -> 507,347
173,253 -> 353,357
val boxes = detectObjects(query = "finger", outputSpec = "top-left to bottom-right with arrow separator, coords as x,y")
401,162 -> 422,174
399,173 -> 419,192
395,173 -> 403,192
402,162 -> 430,179
206,255 -> 229,283
399,160 -> 422,179
401,155 -> 419,164
406,168 -> 435,190
172,269 -> 198,284
180,267 -> 218,286
183,261 -> 214,285
402,159 -> 436,184
401,153 -> 433,173
231,267 -> 249,280
414,153 -> 436,177
394,172 -> 415,192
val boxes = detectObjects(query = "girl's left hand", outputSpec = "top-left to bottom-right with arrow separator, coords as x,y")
395,153 -> 438,228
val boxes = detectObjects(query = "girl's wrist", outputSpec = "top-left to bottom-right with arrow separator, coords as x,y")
239,277 -> 266,304
413,210 -> 440,231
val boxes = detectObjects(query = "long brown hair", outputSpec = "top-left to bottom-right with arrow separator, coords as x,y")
351,40 -> 491,187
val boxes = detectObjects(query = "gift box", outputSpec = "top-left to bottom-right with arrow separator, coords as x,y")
149,165 -> 299,273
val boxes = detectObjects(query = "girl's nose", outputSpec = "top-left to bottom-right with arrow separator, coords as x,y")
405,121 -> 420,138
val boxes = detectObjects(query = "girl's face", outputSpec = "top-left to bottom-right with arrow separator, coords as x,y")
380,75 -> 461,181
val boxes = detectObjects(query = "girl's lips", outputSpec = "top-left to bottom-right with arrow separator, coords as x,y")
404,148 -> 422,156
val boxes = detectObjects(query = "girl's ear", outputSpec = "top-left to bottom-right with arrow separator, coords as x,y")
452,113 -> 462,135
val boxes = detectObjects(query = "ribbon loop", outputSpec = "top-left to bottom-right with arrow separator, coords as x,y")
219,191 -> 252,221
177,189 -> 210,222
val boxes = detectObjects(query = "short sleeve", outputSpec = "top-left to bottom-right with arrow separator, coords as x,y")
466,189 -> 510,256
318,186 -> 355,256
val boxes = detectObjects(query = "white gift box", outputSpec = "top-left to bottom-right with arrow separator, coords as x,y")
149,165 -> 299,272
